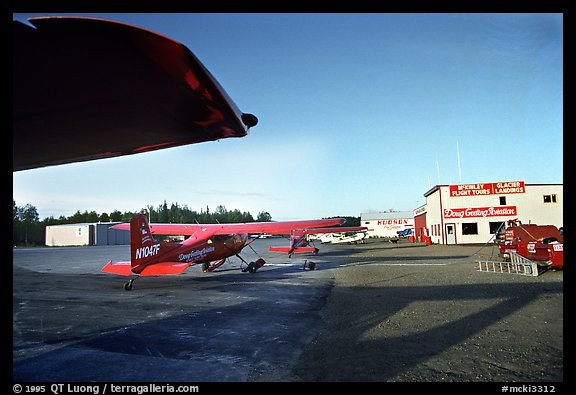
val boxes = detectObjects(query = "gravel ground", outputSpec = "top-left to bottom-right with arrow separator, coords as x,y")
287,240 -> 563,382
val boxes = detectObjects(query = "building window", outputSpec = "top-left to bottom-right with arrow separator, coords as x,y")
462,223 -> 478,235
489,221 -> 505,234
543,194 -> 557,203
499,196 -> 506,205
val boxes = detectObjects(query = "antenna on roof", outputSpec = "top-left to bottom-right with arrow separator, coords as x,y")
457,141 -> 462,183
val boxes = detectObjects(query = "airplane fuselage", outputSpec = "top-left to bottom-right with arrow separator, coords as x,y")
131,233 -> 248,274
182,234 -> 248,263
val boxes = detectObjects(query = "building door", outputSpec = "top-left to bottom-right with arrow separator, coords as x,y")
445,223 -> 456,244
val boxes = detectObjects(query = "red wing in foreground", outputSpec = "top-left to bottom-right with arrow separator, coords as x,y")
13,16 -> 257,171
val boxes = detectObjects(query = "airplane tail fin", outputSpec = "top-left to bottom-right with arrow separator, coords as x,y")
130,214 -> 162,269
102,214 -> 190,277
128,214 -> 189,276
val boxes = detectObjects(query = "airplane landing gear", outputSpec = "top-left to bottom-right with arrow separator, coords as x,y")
204,259 -> 226,272
124,277 -> 138,291
241,258 -> 266,273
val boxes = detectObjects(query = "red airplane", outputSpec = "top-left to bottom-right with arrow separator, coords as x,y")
102,214 -> 367,290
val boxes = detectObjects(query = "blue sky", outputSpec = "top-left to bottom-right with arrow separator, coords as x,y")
12,13 -> 563,221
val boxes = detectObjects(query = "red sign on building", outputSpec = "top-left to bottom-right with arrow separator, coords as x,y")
443,206 -> 517,219
377,219 -> 411,225
449,181 -> 525,197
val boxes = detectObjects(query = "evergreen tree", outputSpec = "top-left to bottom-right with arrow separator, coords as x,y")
12,200 -> 273,246
17,203 -> 40,245
256,211 -> 272,222
159,200 -> 169,223
109,210 -> 123,222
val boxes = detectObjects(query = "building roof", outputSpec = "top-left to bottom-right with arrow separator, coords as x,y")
46,222 -> 123,227
423,183 -> 563,198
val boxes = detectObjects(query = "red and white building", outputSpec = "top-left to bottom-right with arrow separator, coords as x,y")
418,181 -> 562,244
360,211 -> 414,238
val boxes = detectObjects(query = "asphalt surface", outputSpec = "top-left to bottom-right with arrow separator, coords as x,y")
13,239 -> 336,382
12,238 -> 564,383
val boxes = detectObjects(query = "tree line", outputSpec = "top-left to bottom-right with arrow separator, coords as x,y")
13,200 -> 360,247
13,200 -> 272,247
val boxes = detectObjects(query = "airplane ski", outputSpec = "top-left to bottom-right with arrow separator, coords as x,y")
268,246 -> 318,254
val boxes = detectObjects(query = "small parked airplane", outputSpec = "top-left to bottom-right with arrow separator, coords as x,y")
102,214 -> 367,290
310,231 -> 367,244
329,231 -> 368,245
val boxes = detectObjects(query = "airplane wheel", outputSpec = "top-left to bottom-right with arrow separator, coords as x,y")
202,262 -> 210,272
307,262 -> 316,270
124,281 -> 133,291
247,262 -> 257,274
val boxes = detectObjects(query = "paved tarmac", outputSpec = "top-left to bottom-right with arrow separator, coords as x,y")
13,239 -> 336,381
12,238 -> 564,383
